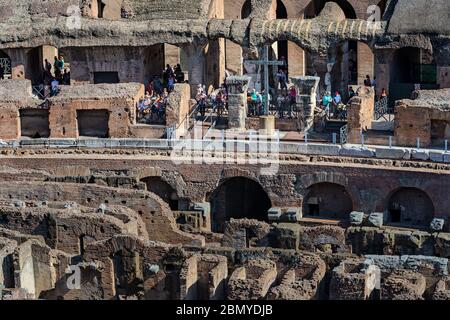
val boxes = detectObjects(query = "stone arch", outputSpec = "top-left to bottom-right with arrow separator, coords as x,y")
324,40 -> 374,96
141,176 -> 180,210
298,171 -> 348,190
0,49 -> 12,79
302,182 -> 353,219
304,0 -> 357,19
241,0 -> 252,18
385,187 -> 435,227
208,176 -> 272,233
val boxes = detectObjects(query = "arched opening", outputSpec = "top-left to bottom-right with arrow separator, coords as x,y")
302,1 -> 366,99
303,183 -> 353,219
304,0 -> 357,19
241,0 -> 252,18
112,249 -> 143,298
387,188 -> 434,227
389,47 -> 437,105
209,177 -> 272,233
0,50 -> 12,79
141,177 -> 179,210
390,47 -> 421,84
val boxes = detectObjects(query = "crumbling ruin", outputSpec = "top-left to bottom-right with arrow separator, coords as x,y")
0,0 -> 449,301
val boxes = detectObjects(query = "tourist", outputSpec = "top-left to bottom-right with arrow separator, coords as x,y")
44,59 -> 52,73
62,69 -> 70,85
146,80 -> 154,96
277,91 -> 287,118
364,75 -> 372,87
249,89 -> 258,116
215,89 -> 225,116
333,91 -> 342,105
348,86 -> 356,100
174,64 -> 184,83
276,69 -> 287,90
165,64 -> 174,78
153,76 -> 163,94
196,86 -> 207,117
372,76 -> 377,88
50,78 -> 59,97
167,75 -> 175,92
321,91 -> 333,117
288,86 -> 296,118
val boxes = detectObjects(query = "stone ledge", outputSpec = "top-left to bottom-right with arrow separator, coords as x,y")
375,147 -> 411,160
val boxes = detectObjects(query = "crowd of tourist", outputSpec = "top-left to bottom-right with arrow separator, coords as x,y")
137,64 -> 187,124
195,83 -> 228,118
41,55 -> 70,97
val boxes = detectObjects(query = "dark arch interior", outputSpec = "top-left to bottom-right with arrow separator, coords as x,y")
387,188 -> 435,227
390,47 -> 422,84
304,0 -> 357,19
276,0 -> 288,64
209,177 -> 272,233
241,0 -> 252,19
141,176 -> 179,210
303,183 -> 353,219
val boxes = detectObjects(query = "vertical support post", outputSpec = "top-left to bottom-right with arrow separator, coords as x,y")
445,140 -> 448,153
264,45 -> 270,116
361,133 -> 365,147
305,131 -> 308,144
417,138 -> 420,150
389,136 -> 392,149
332,133 -> 337,144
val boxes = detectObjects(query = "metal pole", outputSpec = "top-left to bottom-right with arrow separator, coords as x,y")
417,138 -> 420,150
264,45 -> 270,116
305,131 -> 308,144
332,133 -> 337,145
389,136 -> 392,149
445,140 -> 448,153
361,133 -> 365,147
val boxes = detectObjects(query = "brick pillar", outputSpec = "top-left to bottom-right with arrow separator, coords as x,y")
183,42 -> 207,97
225,41 -> 243,76
357,42 -> 374,86
290,76 -> 320,131
288,42 -> 305,77
374,49 -> 394,97
226,76 -> 251,130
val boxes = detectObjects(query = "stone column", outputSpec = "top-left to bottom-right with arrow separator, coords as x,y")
226,76 -> 251,130
357,42 -> 374,86
290,76 -> 320,132
183,42 -> 207,97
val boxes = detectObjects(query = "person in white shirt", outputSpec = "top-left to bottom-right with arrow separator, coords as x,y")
51,78 -> 59,96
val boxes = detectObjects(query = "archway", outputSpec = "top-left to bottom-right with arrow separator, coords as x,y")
241,0 -> 251,18
304,0 -> 357,19
386,187 -> 434,227
0,50 -> 11,79
389,47 -> 437,105
141,177 -> 179,211
302,183 -> 353,219
209,177 -> 272,233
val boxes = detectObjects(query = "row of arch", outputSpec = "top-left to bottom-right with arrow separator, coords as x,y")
141,176 -> 436,233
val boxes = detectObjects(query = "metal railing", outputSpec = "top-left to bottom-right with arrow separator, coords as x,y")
0,58 -> 11,75
374,97 -> 392,121
340,124 -> 348,145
